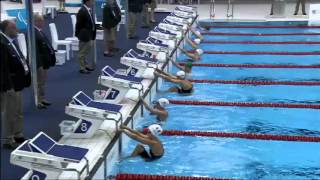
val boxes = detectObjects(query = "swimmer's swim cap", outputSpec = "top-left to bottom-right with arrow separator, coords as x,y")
158,98 -> 170,108
195,30 -> 201,36
196,49 -> 204,55
176,70 -> 186,78
148,124 -> 163,136
194,38 -> 201,45
186,62 -> 193,68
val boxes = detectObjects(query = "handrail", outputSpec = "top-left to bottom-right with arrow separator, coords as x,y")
86,14 -> 198,180
226,0 -> 234,18
210,0 -> 215,18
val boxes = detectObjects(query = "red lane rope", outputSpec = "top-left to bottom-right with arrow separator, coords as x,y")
190,79 -> 320,86
201,32 -> 320,36
202,40 -> 320,44
116,174 -> 237,180
206,25 -> 320,29
169,100 -> 320,109
179,63 -> 320,69
203,51 -> 320,55
159,130 -> 320,142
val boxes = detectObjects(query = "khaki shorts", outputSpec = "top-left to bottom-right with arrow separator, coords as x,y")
104,27 -> 117,42
150,0 -> 157,10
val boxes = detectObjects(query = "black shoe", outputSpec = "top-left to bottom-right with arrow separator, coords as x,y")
104,52 -> 114,57
41,100 -> 51,106
294,13 -> 298,15
111,48 -> 120,52
79,69 -> 90,74
302,13 -> 307,15
14,137 -> 26,144
270,13 -> 273,15
85,67 -> 94,71
128,36 -> 138,39
141,25 -> 150,29
37,103 -> 47,109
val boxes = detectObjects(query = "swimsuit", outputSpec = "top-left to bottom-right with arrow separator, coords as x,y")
139,149 -> 163,161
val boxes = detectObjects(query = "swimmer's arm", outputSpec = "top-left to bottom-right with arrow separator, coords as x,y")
178,46 -> 197,61
189,27 -> 204,40
120,125 -> 149,138
157,73 -> 177,83
140,97 -> 157,113
186,37 -> 198,49
123,130 -> 156,145
156,69 -> 176,78
170,58 -> 184,71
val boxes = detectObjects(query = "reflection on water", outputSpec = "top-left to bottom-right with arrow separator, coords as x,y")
245,121 -> 320,136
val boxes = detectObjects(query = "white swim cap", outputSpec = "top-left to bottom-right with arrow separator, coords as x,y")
187,18 -> 192,24
158,98 -> 170,108
194,38 -> 201,45
192,13 -> 196,18
195,30 -> 201,36
176,70 -> 186,78
148,124 -> 163,136
196,49 -> 204,55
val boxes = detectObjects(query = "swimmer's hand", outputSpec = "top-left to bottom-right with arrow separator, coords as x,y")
119,125 -> 128,130
154,71 -> 159,76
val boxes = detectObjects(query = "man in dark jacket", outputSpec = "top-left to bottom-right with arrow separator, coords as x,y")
128,0 -> 143,39
75,0 -> 96,74
102,0 -> 121,57
34,14 -> 56,109
0,20 -> 31,149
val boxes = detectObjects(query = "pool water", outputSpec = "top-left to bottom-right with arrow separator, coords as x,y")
112,21 -> 320,179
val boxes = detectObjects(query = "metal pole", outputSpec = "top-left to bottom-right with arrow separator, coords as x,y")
125,0 -> 129,39
25,0 -> 38,106
92,0 -> 97,67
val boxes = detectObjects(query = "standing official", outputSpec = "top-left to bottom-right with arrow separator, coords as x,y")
102,0 -> 121,57
34,14 -> 56,109
294,0 -> 307,15
141,0 -> 151,28
0,20 -> 31,149
128,0 -> 143,39
75,0 -> 96,74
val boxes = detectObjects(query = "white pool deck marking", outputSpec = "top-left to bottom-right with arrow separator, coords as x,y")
1,1 -> 315,179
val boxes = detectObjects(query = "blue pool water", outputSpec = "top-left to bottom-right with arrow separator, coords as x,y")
172,66 -> 320,81
113,21 -> 320,179
119,137 -> 320,180
206,28 -> 320,34
137,106 -> 320,136
203,35 -> 320,42
178,54 -> 320,65
199,44 -> 320,52
160,83 -> 320,103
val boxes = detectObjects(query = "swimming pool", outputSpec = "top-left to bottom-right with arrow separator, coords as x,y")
111,21 -> 320,179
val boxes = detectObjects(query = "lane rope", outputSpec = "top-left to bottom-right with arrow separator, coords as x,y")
169,100 -> 320,109
201,32 -> 320,36
190,79 -> 320,86
179,63 -> 320,69
206,25 -> 320,29
202,51 -> 320,55
115,174 -> 237,180
143,129 -> 320,142
202,40 -> 320,44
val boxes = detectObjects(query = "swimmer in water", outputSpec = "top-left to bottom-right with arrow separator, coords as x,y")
140,97 -> 169,121
178,46 -> 203,61
155,69 -> 193,94
119,124 -> 164,161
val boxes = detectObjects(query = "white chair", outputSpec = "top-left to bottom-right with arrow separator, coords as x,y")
17,33 -> 27,59
65,14 -> 79,51
49,23 -> 72,60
